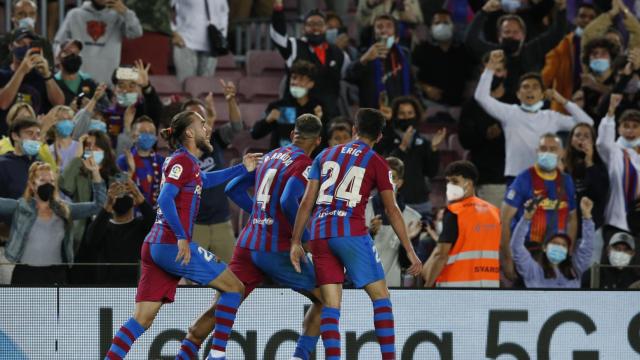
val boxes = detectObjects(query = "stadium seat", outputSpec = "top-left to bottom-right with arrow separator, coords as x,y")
448,133 -> 470,161
121,32 -> 171,74
149,75 -> 183,96
238,76 -> 283,102
245,50 -> 285,77
184,76 -> 223,98
240,103 -> 269,127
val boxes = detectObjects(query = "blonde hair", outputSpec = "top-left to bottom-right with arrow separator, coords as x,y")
50,105 -> 75,121
6,102 -> 35,127
23,162 -> 70,220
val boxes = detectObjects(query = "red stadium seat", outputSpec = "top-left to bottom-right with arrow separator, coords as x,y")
149,75 -> 185,97
121,32 -> 171,75
238,76 -> 283,102
448,133 -> 470,161
184,76 -> 221,97
240,103 -> 269,127
245,50 -> 285,77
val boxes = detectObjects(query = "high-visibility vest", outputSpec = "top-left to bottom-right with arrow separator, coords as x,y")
436,196 -> 501,288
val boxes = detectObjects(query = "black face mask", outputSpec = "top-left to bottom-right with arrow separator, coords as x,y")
91,0 -> 106,10
113,196 -> 134,215
395,118 -> 418,132
61,54 -> 82,74
306,33 -> 326,46
500,38 -> 522,55
491,76 -> 505,91
37,183 -> 55,202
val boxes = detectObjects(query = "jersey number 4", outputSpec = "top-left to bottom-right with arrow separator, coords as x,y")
256,168 -> 278,210
317,161 -> 364,208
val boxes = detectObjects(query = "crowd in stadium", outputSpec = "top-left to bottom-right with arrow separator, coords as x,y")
0,0 -> 638,290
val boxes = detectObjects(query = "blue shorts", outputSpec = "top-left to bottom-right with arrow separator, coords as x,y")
229,246 -> 316,296
150,242 -> 227,286
310,235 -> 385,288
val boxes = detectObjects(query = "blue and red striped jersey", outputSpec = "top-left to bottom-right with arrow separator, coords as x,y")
145,148 -> 203,245
309,140 -> 393,240
238,145 -> 311,252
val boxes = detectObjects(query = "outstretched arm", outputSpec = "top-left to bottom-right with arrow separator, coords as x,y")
225,171 -> 256,213
203,163 -> 247,189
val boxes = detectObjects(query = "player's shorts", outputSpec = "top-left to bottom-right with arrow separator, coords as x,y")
310,235 -> 385,288
229,246 -> 316,296
135,242 -> 227,303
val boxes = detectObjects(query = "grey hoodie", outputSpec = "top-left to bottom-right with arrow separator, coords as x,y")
54,1 -> 143,84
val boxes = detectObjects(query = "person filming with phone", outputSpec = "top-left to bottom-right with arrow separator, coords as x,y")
0,28 -> 65,135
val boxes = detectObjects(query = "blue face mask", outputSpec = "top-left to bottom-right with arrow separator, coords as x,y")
589,58 -> 610,74
137,133 -> 157,151
574,26 -> 584,37
55,119 -> 75,138
85,150 -> 104,165
546,244 -> 568,264
22,139 -> 41,156
89,119 -> 107,133
520,100 -> 544,113
17,17 -> 35,29
618,137 -> 640,149
116,92 -> 139,107
537,152 -> 558,171
385,35 -> 395,49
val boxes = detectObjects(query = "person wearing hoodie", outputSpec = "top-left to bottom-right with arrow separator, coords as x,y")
53,0 -> 143,84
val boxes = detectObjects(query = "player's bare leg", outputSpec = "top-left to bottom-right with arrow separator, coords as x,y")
364,280 -> 396,359
104,301 -> 162,359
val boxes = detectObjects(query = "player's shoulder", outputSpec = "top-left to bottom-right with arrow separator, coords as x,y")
165,151 -> 197,177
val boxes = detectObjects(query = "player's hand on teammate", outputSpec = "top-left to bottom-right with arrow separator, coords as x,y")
290,243 -> 307,273
176,239 -> 191,266
242,153 -> 263,172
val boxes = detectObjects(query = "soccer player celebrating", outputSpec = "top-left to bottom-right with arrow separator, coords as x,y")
178,114 -> 326,360
104,111 -> 261,360
291,108 -> 422,360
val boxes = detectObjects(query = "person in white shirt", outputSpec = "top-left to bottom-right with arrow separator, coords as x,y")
366,157 -> 422,287
474,50 -> 594,183
596,94 -> 640,235
171,0 -> 229,83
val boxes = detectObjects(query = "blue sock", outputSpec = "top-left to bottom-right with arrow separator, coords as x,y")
209,292 -> 242,358
293,334 -> 319,360
373,298 -> 395,359
105,318 -> 145,359
320,307 -> 341,360
176,338 -> 200,360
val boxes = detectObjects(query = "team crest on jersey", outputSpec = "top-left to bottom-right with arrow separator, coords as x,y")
302,166 -> 311,180
506,189 -> 516,200
169,164 -> 183,180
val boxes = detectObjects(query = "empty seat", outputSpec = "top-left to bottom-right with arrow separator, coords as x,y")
238,76 -> 283,102
149,75 -> 183,96
245,50 -> 286,77
240,103 -> 269,127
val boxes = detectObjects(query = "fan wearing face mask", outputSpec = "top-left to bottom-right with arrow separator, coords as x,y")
596,94 -> 640,238
412,9 -> 471,106
582,231 -> 639,288
422,161 -> 502,288
82,180 -> 154,285
475,50 -> 593,184
53,39 -> 97,105
0,160 -> 105,285
580,37 -> 620,121
346,14 -> 415,109
511,197 -> 594,288
0,0 -> 55,68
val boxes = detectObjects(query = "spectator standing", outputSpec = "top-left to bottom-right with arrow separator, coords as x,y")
54,0 -> 143,84
325,12 -> 358,60
54,39 -> 98,105
422,161 -> 502,288
466,0 -> 568,102
375,96 -> 445,218
412,9 -> 472,107
596,95 -> 640,236
271,1 -> 350,120
0,103 -> 57,169
582,0 -> 640,55
183,82 -> 243,263
580,37 -> 620,122
459,54 -> 507,207
0,0 -> 54,68
511,197 -> 594,288
346,14 -> 415,109
83,180 -> 154,285
0,161 -> 105,285
542,4 -> 597,114
501,133 -> 578,281
251,60 -> 324,150
366,157 -> 422,287
584,232 -> 640,288
475,50 -> 593,182
0,29 -> 65,135
171,0 -> 229,83
356,0 -> 424,28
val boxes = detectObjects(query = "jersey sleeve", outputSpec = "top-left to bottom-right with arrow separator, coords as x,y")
163,155 -> 195,188
291,158 -> 312,184
373,155 -> 394,192
308,152 -> 324,181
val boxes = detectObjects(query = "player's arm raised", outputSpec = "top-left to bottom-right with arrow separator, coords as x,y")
379,189 -> 422,276
290,179 -> 320,272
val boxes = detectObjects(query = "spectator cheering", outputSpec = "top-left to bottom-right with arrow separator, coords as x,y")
580,37 -> 620,121
251,60 -> 324,150
0,29 -> 65,135
475,50 -> 593,182
0,160 -> 106,285
422,161 -> 501,288
54,0 -> 143,84
501,133 -> 578,281
271,0 -> 349,120
346,14 -> 414,109
511,197 -> 594,288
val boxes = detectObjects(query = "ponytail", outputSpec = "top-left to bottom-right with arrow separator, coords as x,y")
160,111 -> 196,149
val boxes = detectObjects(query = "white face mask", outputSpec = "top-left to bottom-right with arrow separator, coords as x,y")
446,183 -> 465,202
609,250 -> 633,268
289,85 -> 308,99
434,221 -> 443,235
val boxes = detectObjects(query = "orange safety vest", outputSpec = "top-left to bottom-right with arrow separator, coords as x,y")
436,196 -> 501,288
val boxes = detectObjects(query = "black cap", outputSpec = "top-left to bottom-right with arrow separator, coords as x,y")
60,39 -> 83,51
12,28 -> 37,42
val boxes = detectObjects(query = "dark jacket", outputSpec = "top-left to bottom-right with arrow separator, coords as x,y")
0,31 -> 54,69
570,161 -> 609,231
54,71 -> 98,105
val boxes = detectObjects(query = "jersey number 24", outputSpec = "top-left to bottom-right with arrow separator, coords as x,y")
317,161 -> 364,208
